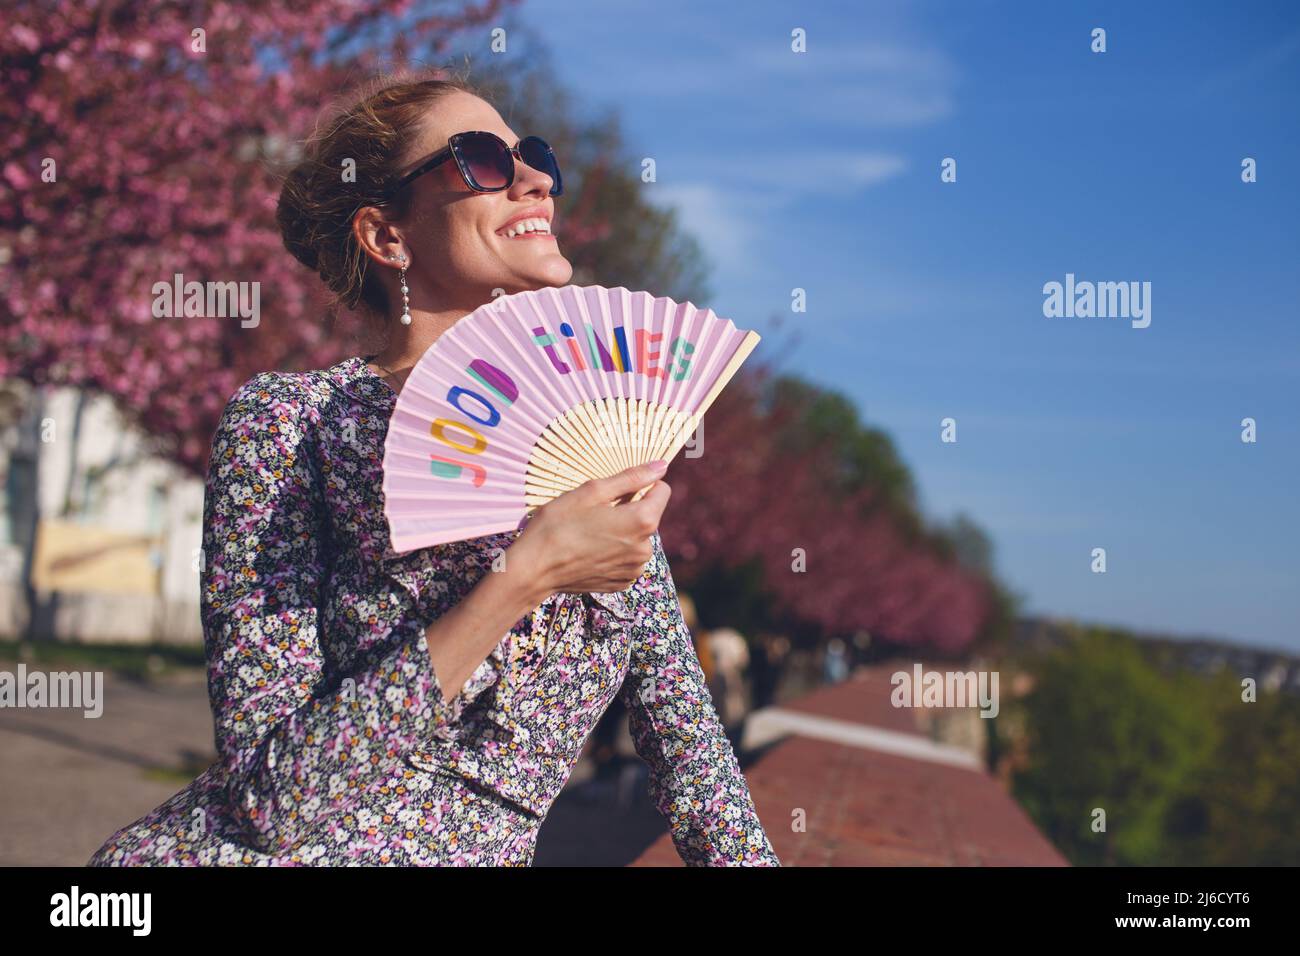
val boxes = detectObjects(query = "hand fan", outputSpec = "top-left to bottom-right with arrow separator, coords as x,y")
381,284 -> 760,553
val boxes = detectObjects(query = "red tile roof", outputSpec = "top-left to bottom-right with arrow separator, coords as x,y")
631,662 -> 1069,867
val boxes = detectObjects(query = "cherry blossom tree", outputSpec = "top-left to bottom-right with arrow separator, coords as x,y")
660,361 -> 1001,654
1,0 -> 519,473
0,2 -> 1004,653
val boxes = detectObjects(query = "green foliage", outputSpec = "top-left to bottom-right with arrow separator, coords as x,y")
932,512 -> 995,574
683,555 -> 776,638
1009,626 -> 1300,865
1162,681 -> 1300,865
0,638 -> 206,680
764,376 -> 917,520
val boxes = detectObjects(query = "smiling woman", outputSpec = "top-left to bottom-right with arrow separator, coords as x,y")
85,66 -> 781,868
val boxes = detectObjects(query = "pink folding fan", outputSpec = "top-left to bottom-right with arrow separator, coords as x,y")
381,284 -> 761,553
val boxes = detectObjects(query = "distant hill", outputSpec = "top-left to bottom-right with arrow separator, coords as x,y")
1012,616 -> 1300,696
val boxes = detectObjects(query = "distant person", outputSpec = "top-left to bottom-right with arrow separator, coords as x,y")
824,637 -> 850,683
678,593 -> 748,748
751,633 -> 790,710
676,592 -> 717,687
706,625 -> 752,751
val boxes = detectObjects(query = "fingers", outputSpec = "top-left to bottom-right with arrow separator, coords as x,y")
592,460 -> 668,503
634,478 -> 671,521
609,479 -> 670,539
613,537 -> 656,589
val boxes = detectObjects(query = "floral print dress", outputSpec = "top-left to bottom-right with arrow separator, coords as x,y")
87,355 -> 781,867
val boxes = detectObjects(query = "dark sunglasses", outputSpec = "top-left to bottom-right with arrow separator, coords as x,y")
380,131 -> 563,200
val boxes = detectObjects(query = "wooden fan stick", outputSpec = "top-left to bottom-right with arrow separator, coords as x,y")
632,397 -> 651,470
599,396 -> 631,472
538,413 -> 628,488
529,329 -> 760,505
537,407 -> 609,476
615,395 -> 635,472
560,399 -> 624,479
628,330 -> 761,503
523,398 -> 648,505
638,386 -> 671,469
525,449 -> 589,489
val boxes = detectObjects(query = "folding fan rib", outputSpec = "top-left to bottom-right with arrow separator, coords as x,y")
634,290 -> 663,465
659,328 -> 759,464
443,297 -> 608,491
608,287 -> 640,474
441,304 -> 555,445
533,286 -> 618,478
647,302 -> 708,461
619,396 -> 637,471
532,430 -> 604,485
544,287 -> 625,480
524,441 -> 591,490
645,301 -> 701,461
599,397 -> 626,473
638,298 -> 692,459
603,288 -> 644,472
655,302 -> 735,459
625,293 -> 651,466
508,288 -> 625,481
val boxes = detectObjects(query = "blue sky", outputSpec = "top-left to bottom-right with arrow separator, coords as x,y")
508,0 -> 1300,651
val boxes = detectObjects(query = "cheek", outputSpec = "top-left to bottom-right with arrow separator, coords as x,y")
418,211 -> 494,272
451,225 -> 509,273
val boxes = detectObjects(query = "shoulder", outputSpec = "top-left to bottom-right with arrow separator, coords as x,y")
209,366 -> 344,474
217,371 -> 311,437
219,359 -> 357,433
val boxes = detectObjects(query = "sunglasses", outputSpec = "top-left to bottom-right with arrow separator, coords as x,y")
381,131 -> 563,200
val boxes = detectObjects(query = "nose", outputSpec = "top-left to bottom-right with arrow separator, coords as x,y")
509,148 -> 557,197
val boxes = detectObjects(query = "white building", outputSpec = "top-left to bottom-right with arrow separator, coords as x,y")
0,379 -> 204,644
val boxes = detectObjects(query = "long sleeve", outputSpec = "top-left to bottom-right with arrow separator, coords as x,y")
200,373 -> 456,853
618,531 -> 782,866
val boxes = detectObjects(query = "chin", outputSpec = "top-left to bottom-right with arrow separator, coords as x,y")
522,255 -> 574,290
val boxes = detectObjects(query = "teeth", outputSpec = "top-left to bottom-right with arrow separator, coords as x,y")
500,218 -> 551,237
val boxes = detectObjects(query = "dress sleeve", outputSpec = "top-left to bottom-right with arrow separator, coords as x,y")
617,531 -> 782,866
200,373 -> 455,853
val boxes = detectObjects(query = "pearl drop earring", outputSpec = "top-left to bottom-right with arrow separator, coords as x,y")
387,253 -> 411,325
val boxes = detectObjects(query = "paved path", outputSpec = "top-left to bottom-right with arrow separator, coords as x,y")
0,657 -> 667,866
0,657 -> 215,866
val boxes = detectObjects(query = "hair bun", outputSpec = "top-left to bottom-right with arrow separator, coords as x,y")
272,71 -> 482,320
276,166 -> 323,272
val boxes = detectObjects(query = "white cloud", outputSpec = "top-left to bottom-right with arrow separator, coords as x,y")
648,149 -> 905,276
646,182 -> 756,273
742,40 -> 958,128
740,150 -> 909,191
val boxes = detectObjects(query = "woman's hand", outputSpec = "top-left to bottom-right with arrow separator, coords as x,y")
512,461 -> 672,598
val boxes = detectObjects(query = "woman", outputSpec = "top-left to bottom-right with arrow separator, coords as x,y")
87,71 -> 780,866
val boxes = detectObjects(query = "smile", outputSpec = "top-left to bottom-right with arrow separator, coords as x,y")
496,217 -> 554,239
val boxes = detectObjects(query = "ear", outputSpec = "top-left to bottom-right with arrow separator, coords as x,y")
353,204 -> 405,267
